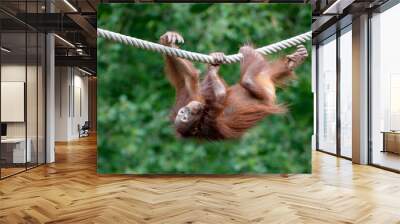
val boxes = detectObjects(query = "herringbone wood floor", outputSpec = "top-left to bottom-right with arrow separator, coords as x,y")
1,135 -> 400,224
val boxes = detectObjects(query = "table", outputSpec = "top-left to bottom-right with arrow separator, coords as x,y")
381,131 -> 400,154
1,138 -> 31,163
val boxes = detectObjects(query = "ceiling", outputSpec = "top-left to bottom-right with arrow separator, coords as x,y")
311,0 -> 390,43
0,0 -> 98,74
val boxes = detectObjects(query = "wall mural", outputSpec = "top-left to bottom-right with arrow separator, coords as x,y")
97,3 -> 312,174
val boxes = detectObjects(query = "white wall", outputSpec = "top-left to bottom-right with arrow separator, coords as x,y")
1,65 -> 26,141
1,65 -> 37,137
1,66 -> 26,137
71,73 -> 89,138
1,63 -> 46,164
55,67 -> 69,141
55,67 -> 89,141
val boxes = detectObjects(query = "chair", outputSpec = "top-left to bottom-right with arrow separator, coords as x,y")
78,121 -> 90,138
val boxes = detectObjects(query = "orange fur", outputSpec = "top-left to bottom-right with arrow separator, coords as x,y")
162,40 -> 305,140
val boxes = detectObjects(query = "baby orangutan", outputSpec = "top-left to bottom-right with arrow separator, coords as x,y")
160,31 -> 308,140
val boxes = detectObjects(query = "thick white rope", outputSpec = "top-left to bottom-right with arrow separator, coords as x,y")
98,28 -> 311,64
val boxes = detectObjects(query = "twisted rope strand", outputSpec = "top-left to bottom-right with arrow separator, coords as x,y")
97,28 -> 311,64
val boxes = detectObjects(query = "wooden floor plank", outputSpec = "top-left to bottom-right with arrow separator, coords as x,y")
0,135 -> 400,223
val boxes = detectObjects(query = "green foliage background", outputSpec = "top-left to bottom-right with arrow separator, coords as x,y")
97,3 -> 312,174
